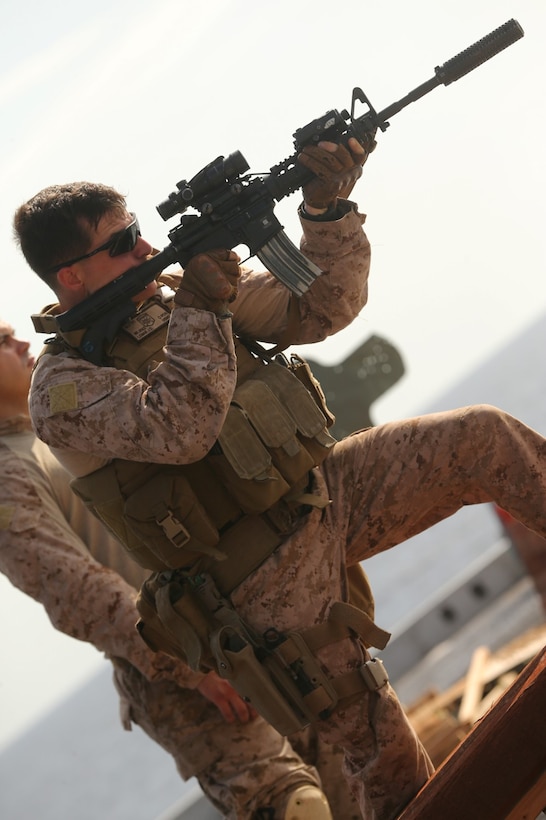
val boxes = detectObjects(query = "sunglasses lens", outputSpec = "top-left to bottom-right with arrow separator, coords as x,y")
109,216 -> 140,257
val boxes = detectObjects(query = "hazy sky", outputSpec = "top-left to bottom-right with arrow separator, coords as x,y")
1,0 -> 545,749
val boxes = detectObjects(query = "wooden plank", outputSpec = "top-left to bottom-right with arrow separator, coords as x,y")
405,623 -> 546,718
398,647 -> 546,820
505,770 -> 546,820
457,645 -> 490,725
474,671 -> 518,720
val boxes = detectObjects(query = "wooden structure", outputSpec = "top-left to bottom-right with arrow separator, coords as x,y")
400,626 -> 546,819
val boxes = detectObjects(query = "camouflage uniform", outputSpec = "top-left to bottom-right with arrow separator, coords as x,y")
29,201 -> 546,817
113,656 -> 360,818
0,416 -> 359,818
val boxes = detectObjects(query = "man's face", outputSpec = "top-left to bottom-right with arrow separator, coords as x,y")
0,322 -> 34,400
59,210 -> 157,304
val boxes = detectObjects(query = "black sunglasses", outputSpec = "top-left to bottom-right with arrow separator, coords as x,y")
48,213 -> 140,272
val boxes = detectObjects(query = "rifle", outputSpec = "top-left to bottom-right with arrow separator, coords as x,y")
38,18 -> 523,364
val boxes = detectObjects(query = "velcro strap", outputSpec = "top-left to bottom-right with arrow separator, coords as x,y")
303,684 -> 338,717
329,601 -> 391,650
300,601 -> 390,653
290,492 -> 331,510
332,668 -> 376,701
331,669 -> 365,701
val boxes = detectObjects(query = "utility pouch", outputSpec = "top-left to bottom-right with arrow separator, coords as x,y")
124,471 -> 225,570
267,630 -> 339,720
213,357 -> 335,515
253,359 -> 336,465
136,572 -> 219,670
287,353 -> 336,428
230,379 -> 316,484
212,402 -> 291,515
71,465 -> 153,568
135,573 -> 185,660
211,626 -> 310,736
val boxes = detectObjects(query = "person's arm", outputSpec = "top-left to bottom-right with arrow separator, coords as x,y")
231,137 -> 372,346
29,249 -> 242,466
232,202 -> 370,346
0,444 -> 203,689
197,671 -> 257,724
29,303 -> 237,466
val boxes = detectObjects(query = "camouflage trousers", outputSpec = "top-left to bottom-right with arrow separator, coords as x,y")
228,404 -> 546,819
112,657 -> 361,819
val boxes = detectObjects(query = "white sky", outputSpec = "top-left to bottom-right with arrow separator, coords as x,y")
1,0 -> 545,749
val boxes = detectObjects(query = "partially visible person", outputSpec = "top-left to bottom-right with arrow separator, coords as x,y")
0,317 -> 362,819
494,505 -> 546,613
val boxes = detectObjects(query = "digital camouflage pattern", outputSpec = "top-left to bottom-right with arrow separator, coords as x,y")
0,417 -> 360,818
113,656 -> 361,819
29,202 -> 546,818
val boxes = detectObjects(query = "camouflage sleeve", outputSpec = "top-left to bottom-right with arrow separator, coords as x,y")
231,200 -> 370,345
29,306 -> 237,465
0,446 -> 205,689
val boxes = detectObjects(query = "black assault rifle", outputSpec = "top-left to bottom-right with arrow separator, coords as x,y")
40,18 -> 524,364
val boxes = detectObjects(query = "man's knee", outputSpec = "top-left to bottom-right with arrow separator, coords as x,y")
283,784 -> 332,819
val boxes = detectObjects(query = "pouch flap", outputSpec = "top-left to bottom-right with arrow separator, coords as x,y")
233,379 -> 300,456
218,406 -> 272,480
252,363 -> 327,438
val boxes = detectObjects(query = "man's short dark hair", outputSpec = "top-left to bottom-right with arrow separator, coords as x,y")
13,182 -> 127,287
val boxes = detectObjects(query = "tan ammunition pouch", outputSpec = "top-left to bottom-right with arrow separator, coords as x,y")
70,294 -> 336,573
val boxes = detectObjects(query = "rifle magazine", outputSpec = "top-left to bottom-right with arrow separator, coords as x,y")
257,230 -> 323,296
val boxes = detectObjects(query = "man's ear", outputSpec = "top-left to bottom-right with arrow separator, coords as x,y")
56,266 -> 85,293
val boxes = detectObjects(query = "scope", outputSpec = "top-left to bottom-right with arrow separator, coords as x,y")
157,151 -> 250,221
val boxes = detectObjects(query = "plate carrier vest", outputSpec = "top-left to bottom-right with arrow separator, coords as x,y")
38,285 -> 390,735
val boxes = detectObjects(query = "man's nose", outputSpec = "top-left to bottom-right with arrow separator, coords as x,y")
134,235 -> 153,258
15,337 -> 30,354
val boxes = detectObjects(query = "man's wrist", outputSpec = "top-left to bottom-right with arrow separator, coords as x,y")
300,201 -> 341,221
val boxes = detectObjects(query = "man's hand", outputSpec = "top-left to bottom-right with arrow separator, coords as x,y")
175,249 -> 241,313
196,670 -> 258,724
299,135 -> 376,213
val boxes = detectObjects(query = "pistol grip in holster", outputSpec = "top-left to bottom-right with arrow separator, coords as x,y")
210,625 -> 341,737
211,625 -> 310,736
